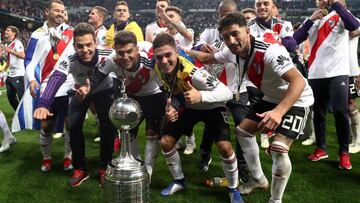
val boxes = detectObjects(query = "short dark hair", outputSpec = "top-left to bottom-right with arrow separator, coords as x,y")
73,22 -> 95,39
46,0 -> 64,10
92,6 -> 108,20
6,26 -> 19,38
157,0 -> 171,5
165,6 -> 182,16
153,33 -> 176,50
218,12 -> 247,33
114,31 -> 137,47
116,1 -> 128,7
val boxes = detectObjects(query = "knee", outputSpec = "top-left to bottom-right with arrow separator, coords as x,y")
217,141 -> 234,158
160,136 -> 174,152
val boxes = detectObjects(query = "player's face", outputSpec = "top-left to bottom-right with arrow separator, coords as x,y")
88,9 -> 102,25
221,24 -> 250,56
255,0 -> 273,21
243,12 -> 256,22
165,11 -> 181,29
4,28 -> 15,42
46,2 -> 65,26
218,6 -> 237,19
74,34 -> 97,62
154,45 -> 178,75
156,1 -> 169,25
114,5 -> 130,24
115,43 -> 139,71
316,0 -> 330,9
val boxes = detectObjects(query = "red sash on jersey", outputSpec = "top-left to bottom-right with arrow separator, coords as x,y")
308,14 -> 340,68
7,40 -> 16,65
41,29 -> 74,82
126,67 -> 151,94
247,52 -> 265,89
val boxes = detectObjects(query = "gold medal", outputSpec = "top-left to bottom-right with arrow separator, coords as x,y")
322,9 -> 328,16
53,53 -> 59,61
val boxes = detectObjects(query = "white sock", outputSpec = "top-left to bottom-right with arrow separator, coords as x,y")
186,133 -> 195,144
162,148 -> 184,180
40,129 -> 52,160
145,136 -> 160,177
269,141 -> 291,203
220,152 -> 238,189
0,112 -> 13,142
304,110 -> 315,140
63,129 -> 72,159
130,136 -> 141,160
350,109 -> 360,144
235,126 -> 264,180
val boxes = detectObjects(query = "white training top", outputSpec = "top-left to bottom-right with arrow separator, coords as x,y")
307,11 -> 350,79
248,17 -> 294,40
172,28 -> 194,50
7,38 -> 25,77
95,25 -> 107,47
145,21 -> 168,43
215,37 -> 314,107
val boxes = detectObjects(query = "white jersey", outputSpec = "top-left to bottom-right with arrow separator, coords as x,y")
95,25 -> 107,47
25,22 -> 74,97
98,52 -> 161,97
145,21 -> 168,43
172,28 -> 194,50
196,27 -> 247,93
307,11 -> 350,79
215,37 -> 314,107
248,17 -> 294,41
7,38 -> 25,77
56,48 -> 114,95
349,35 -> 359,77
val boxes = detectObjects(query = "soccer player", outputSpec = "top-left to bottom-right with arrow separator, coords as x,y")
105,1 -> 144,48
34,22 -> 117,187
88,6 -> 108,46
0,26 -> 25,111
77,31 -> 165,178
145,0 -> 170,43
191,0 -> 253,185
0,111 -> 16,153
293,0 -> 360,169
24,0 -> 74,173
241,8 -> 256,22
153,33 -> 242,203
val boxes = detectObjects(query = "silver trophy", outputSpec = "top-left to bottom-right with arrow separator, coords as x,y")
105,78 -> 150,203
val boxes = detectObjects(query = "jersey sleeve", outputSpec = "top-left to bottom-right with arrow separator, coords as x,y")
15,41 -> 24,52
265,44 -> 295,77
54,51 -> 74,75
214,46 -> 236,64
97,57 -> 115,76
280,21 -> 294,38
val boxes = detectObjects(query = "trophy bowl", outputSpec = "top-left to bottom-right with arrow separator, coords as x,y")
109,97 -> 142,130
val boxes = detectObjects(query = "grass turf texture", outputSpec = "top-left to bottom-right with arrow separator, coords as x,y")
0,87 -> 359,203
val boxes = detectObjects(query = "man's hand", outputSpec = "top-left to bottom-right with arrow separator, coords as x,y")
29,80 -> 39,98
165,98 -> 178,122
310,9 -> 325,21
156,5 -> 169,23
256,109 -> 283,134
75,78 -> 91,100
184,81 -> 202,104
200,44 -> 216,54
34,107 -> 53,120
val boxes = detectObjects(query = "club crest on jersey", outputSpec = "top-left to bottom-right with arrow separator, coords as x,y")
328,20 -> 335,28
62,35 -> 69,43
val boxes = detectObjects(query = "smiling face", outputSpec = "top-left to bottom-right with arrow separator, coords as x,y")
115,43 -> 139,71
114,4 -> 130,24
154,44 -> 178,75
4,28 -> 16,42
88,8 -> 102,25
220,24 -> 251,57
74,34 -> 96,62
255,0 -> 274,21
45,2 -> 65,27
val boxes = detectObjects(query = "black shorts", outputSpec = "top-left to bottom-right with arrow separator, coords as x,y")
163,107 -> 231,142
349,76 -> 360,99
130,92 -> 166,136
246,100 -> 309,139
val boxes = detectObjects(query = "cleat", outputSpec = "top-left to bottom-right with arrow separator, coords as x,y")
238,167 -> 251,184
94,137 -> 100,142
349,143 -> 360,154
183,142 -> 196,155
0,137 -> 16,153
238,175 -> 269,195
302,138 -> 315,146
229,188 -> 244,203
198,156 -> 212,172
99,169 -> 106,187
53,133 -> 63,139
260,134 -> 270,149
338,152 -> 352,170
41,159 -> 52,173
69,169 -> 89,187
308,148 -> 328,161
160,179 -> 186,196
63,158 -> 73,171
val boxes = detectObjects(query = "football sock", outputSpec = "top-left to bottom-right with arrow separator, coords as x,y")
63,129 -> 72,159
0,111 -> 13,142
145,135 -> 159,177
221,152 -> 238,189
163,147 -> 184,180
40,129 -> 52,160
350,109 -> 360,144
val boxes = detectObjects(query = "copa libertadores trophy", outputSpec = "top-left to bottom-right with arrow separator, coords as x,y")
105,78 -> 150,203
